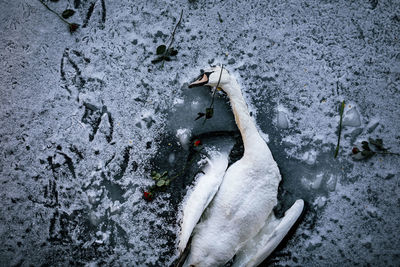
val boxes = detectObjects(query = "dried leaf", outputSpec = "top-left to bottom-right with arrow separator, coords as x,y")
361,150 -> 375,159
218,12 -> 223,23
156,45 -> 166,55
153,172 -> 161,180
151,57 -> 164,64
205,108 -> 213,119
157,179 -> 165,187
195,112 -> 205,121
168,48 -> 178,56
361,141 -> 370,151
62,9 -> 75,19
368,138 -> 386,151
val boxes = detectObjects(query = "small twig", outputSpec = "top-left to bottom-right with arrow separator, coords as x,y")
217,12 -> 223,23
38,0 -> 79,32
352,138 -> 400,160
160,9 -> 183,67
210,64 -> 224,108
38,0 -> 69,24
166,9 -> 183,52
334,100 -> 345,158
202,65 -> 224,125
375,151 -> 400,156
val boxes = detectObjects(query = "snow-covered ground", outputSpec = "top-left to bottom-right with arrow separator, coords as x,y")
1,0 -> 399,266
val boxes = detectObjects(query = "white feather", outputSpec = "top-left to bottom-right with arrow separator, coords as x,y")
178,152 -> 228,253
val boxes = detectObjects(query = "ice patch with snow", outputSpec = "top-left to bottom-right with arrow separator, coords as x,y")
343,106 -> 362,127
0,0 -> 399,266
176,128 -> 191,150
276,105 -> 290,129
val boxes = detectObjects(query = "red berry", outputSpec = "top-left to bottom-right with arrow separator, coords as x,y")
194,140 -> 201,147
143,191 -> 152,201
352,147 -> 360,154
69,23 -> 79,33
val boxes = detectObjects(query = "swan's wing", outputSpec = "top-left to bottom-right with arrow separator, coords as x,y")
178,152 -> 229,253
233,199 -> 304,267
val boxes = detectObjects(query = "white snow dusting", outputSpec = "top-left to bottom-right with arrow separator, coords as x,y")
0,0 -> 399,266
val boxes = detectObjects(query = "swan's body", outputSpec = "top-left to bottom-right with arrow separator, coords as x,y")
178,67 -> 304,267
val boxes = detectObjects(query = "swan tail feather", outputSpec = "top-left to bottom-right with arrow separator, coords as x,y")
233,199 -> 305,267
175,236 -> 192,267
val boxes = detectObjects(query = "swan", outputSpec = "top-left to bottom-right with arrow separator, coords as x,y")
177,66 -> 304,267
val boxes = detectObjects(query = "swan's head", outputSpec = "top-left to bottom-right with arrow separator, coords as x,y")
188,66 -> 232,90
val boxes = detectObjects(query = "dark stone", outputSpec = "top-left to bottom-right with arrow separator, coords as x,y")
370,0 -> 378,9
146,142 -> 152,149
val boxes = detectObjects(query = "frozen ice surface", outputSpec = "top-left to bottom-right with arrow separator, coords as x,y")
342,105 -> 361,127
176,128 -> 191,150
301,149 -> 318,165
1,0 -> 399,266
276,105 -> 290,129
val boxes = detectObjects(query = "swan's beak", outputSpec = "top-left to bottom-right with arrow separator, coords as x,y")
188,72 -> 213,88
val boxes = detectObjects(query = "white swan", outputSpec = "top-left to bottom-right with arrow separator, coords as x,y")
177,66 -> 304,267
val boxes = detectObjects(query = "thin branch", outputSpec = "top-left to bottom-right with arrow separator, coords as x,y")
38,0 -> 70,25
38,0 -> 79,32
166,9 -> 184,52
159,9 -> 183,67
334,100 -> 345,158
202,65 -> 224,125
210,64 -> 224,108
375,151 -> 400,156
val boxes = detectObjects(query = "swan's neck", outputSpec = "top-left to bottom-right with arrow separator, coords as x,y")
224,79 -> 266,154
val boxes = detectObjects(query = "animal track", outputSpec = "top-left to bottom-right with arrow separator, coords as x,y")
60,49 -> 105,101
82,0 -> 107,29
112,146 -> 132,181
81,102 -> 114,142
43,179 -> 59,208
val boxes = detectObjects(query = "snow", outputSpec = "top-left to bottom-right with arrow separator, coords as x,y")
301,173 -> 325,191
276,105 -> 290,129
176,128 -> 191,149
1,0 -> 399,266
342,106 -> 362,127
301,149 -> 318,165
314,196 -> 327,208
325,174 -> 338,192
